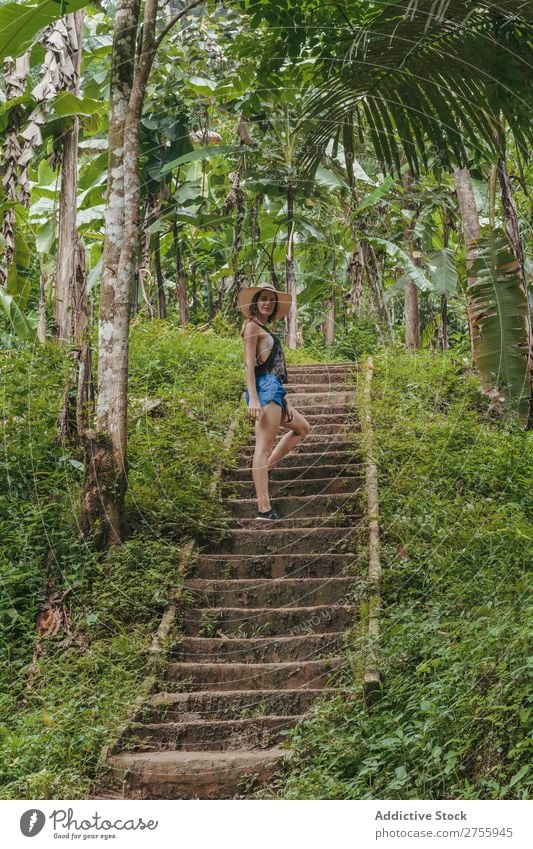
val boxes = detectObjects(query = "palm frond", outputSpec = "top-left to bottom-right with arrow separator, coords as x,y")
300,4 -> 533,176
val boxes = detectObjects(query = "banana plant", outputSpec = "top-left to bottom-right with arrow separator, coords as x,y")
469,231 -> 531,424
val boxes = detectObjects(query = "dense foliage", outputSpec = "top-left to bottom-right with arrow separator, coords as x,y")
0,320 -> 246,798
259,351 -> 532,799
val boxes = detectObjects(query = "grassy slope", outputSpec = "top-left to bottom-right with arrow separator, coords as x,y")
0,317 -> 247,799
267,351 -> 532,800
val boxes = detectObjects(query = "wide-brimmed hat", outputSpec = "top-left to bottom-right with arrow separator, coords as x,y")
237,283 -> 292,319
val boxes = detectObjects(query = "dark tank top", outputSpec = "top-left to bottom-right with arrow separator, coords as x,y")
252,320 -> 288,384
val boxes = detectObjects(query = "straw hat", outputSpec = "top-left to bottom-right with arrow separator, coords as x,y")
237,283 -> 292,319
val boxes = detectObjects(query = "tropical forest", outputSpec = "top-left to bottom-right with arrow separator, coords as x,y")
0,0 -> 531,802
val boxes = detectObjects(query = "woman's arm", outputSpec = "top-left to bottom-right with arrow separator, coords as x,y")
243,320 -> 263,421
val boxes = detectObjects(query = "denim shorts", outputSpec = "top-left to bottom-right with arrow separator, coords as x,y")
245,373 -> 287,411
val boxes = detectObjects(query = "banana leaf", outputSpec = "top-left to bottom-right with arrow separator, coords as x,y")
469,233 -> 531,422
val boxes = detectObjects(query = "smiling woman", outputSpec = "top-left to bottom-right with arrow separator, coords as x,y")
238,284 -> 312,520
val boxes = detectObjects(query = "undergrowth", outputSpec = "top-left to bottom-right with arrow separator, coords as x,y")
0,319 -> 245,798
265,350 -> 532,800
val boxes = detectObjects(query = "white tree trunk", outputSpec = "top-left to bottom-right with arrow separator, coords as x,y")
54,11 -> 84,342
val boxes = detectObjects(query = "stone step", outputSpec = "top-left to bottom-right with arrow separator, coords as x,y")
229,451 -> 362,473
213,526 -> 358,555
222,493 -> 360,518
282,398 -> 357,418
287,364 -> 353,374
181,604 -> 355,637
184,577 -> 358,609
164,658 -> 344,691
229,514 -> 360,530
284,392 -> 352,406
224,477 -> 363,498
194,552 -> 356,579
237,438 -> 360,462
274,448 -> 364,469
285,382 -> 353,391
284,411 -> 355,423
224,454 -> 365,481
244,423 -> 356,440
171,632 -> 346,663
122,715 -> 302,752
109,748 -> 289,800
141,689 -> 329,722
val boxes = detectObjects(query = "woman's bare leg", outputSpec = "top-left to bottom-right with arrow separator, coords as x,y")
252,401 -> 282,512
267,408 -> 311,468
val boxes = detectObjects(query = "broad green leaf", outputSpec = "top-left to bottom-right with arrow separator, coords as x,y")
0,289 -> 36,339
370,237 -> 433,294
315,165 -> 347,190
52,92 -> 102,118
160,145 -> 248,174
427,248 -> 458,296
186,76 -> 217,96
469,232 -> 531,422
0,0 -> 91,63
352,175 -> 396,214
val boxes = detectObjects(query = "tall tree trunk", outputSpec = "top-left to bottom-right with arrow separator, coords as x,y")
79,0 -> 143,548
172,219 -> 188,323
0,53 -> 30,287
361,240 -> 394,344
229,169 -> 246,305
248,193 -> 262,285
453,167 -> 480,357
324,288 -> 335,346
154,231 -> 166,319
37,272 -> 48,343
347,245 -> 364,317
190,261 -> 198,317
137,196 -> 157,317
497,156 -> 533,425
54,11 -> 84,343
403,281 -> 420,348
285,179 -> 299,348
57,236 -> 92,443
402,171 -> 420,349
438,214 -> 451,351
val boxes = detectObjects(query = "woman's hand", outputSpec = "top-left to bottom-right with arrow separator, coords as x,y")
248,397 -> 263,422
283,400 -> 294,424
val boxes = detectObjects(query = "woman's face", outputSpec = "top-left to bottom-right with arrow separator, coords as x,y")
256,290 -> 277,320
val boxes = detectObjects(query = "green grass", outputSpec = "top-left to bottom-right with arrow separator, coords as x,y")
0,318 -> 247,798
263,350 -> 532,800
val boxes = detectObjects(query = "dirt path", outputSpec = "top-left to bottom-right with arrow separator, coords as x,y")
108,363 -> 363,798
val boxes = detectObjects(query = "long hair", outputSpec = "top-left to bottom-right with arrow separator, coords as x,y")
239,290 -> 280,337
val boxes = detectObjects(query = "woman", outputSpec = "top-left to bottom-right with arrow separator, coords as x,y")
238,283 -> 311,520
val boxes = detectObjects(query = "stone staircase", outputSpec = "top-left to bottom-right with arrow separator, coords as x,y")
108,363 -> 363,798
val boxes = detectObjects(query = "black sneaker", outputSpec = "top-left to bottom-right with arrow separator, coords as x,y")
256,507 -> 284,520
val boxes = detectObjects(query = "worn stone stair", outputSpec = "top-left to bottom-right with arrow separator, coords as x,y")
108,362 -> 362,798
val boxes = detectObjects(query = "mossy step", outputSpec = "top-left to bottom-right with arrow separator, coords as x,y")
108,748 -> 290,800
194,552 -> 357,579
141,689 -> 330,723
224,454 -> 365,481
164,658 -> 344,691
212,525 -> 359,555
170,632 -> 346,664
221,493 -> 360,518
121,715 -> 303,752
224,478 -> 362,499
180,604 -> 356,637
184,576 -> 358,608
